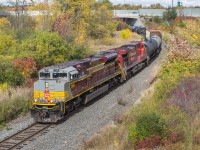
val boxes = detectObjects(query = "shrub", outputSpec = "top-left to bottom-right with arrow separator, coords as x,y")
177,22 -> 186,28
0,87 -> 32,124
0,98 -> 29,123
120,29 -> 132,40
0,17 -> 11,31
153,16 -> 162,24
128,113 -> 166,144
169,77 -> 200,118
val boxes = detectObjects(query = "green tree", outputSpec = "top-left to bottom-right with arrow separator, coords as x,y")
18,31 -> 88,68
0,32 -> 17,56
164,8 -> 177,20
150,3 -> 165,9
18,31 -> 70,67
0,56 -> 24,85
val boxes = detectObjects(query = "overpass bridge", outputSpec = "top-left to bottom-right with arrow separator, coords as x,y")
113,10 -> 143,27
113,8 -> 200,27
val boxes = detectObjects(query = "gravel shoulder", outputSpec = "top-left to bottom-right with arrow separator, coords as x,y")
0,46 -> 166,150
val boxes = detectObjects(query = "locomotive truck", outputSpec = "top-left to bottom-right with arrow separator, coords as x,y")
31,29 -> 162,123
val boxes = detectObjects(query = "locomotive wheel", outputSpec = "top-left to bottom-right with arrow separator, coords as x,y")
146,55 -> 150,66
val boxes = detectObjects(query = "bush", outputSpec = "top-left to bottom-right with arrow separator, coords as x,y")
153,16 -> 162,24
128,113 -> 165,144
177,22 -> 186,28
136,113 -> 166,139
120,29 -> 132,40
0,87 -> 32,125
0,98 -> 29,124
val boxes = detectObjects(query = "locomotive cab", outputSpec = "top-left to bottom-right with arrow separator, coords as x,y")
32,66 -> 80,123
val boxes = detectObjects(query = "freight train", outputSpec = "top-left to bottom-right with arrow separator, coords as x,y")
31,28 -> 162,123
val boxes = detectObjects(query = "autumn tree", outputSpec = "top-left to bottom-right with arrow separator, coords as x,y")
66,0 -> 95,44
13,58 -> 37,80
88,3 -> 117,39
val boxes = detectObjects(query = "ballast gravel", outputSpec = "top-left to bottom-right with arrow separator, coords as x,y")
0,47 -> 166,150
0,117 -> 35,141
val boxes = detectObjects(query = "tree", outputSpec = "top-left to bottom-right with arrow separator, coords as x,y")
0,56 -> 24,85
88,4 -> 116,39
149,3 -> 165,9
0,32 -> 17,56
66,0 -> 95,44
164,8 -> 177,20
13,57 -> 37,80
52,13 -> 72,40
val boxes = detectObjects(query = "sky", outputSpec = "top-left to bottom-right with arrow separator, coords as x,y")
0,0 -> 200,7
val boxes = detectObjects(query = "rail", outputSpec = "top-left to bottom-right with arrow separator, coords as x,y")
0,123 -> 53,150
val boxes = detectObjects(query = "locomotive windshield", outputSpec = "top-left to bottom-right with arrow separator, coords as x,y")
40,72 -> 50,78
53,73 -> 67,78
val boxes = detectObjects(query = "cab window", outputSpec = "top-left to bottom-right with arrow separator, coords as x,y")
40,72 -> 50,78
53,73 -> 67,78
70,74 -> 78,80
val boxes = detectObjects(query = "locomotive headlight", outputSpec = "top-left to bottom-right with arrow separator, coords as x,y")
45,82 -> 49,88
50,100 -> 54,103
34,98 -> 38,102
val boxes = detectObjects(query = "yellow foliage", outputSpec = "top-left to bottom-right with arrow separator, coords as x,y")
75,18 -> 87,44
0,34 -> 16,55
0,18 -> 10,30
120,29 -> 132,40
0,83 -> 8,92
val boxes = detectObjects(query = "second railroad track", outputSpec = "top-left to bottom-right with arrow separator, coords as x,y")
0,123 -> 54,150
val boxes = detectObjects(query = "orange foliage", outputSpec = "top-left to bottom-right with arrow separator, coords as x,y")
13,58 -> 37,80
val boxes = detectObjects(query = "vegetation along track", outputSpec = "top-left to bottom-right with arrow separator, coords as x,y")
0,123 -> 54,150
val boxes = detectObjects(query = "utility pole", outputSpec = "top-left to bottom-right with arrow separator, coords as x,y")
172,0 -> 174,8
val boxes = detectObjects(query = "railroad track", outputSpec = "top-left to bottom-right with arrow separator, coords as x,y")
0,123 -> 54,150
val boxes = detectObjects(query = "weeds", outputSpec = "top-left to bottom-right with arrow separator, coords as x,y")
0,86 -> 32,127
117,94 -> 126,106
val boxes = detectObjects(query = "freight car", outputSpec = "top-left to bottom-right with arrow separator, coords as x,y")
31,30 -> 162,123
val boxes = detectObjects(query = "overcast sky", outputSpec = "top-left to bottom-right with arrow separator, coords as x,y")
0,0 -> 200,7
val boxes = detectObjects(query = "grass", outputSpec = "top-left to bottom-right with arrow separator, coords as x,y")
88,31 -> 142,52
0,86 -> 32,129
